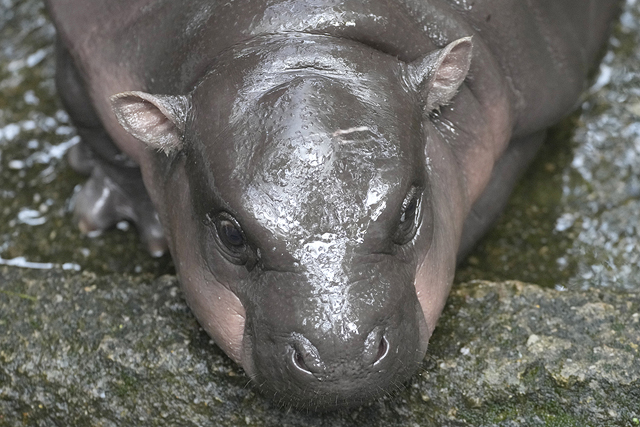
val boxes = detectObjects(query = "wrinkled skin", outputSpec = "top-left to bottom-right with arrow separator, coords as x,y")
46,0 -> 619,410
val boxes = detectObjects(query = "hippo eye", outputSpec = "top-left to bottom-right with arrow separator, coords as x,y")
219,220 -> 245,247
209,212 -> 249,264
394,188 -> 422,245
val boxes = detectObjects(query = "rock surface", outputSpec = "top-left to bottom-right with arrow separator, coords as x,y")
1,266 -> 638,426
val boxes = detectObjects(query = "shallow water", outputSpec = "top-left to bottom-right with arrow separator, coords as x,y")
0,0 -> 638,290
0,0 -> 173,276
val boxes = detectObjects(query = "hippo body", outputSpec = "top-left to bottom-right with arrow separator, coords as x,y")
46,0 -> 618,409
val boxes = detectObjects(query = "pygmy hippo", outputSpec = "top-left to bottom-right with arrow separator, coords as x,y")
46,0 -> 618,410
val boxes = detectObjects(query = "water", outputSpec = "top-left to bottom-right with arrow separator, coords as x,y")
0,0 -> 172,276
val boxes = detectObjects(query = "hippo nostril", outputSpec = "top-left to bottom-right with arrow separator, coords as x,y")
289,334 -> 323,375
373,335 -> 389,365
292,348 -> 312,374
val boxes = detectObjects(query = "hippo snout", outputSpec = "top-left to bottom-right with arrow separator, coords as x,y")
243,288 -> 428,410
287,327 -> 389,378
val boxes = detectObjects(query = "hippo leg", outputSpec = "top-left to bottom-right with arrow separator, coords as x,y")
55,39 -> 167,257
457,131 -> 546,261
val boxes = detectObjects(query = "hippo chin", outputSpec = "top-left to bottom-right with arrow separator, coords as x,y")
46,0 -> 618,410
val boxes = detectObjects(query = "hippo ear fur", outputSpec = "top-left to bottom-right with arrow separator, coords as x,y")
409,36 -> 473,112
110,91 -> 190,155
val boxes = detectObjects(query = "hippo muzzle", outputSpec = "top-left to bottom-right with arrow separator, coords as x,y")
241,247 -> 430,408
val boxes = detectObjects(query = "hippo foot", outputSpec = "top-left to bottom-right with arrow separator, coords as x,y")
73,164 -> 168,257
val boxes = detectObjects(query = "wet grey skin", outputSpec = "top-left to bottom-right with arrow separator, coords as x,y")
182,37 -> 437,407
46,0 -> 619,410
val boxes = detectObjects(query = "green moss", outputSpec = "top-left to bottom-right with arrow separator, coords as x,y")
0,289 -> 37,301
611,322 -> 625,332
613,23 -> 639,59
459,397 -> 592,427
114,371 -> 139,399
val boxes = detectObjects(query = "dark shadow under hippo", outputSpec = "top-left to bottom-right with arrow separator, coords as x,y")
45,0 -> 619,410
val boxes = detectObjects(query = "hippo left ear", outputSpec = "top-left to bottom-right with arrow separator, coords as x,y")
408,36 -> 473,112
110,91 -> 190,155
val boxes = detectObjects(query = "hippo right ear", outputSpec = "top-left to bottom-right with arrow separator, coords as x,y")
110,91 -> 190,155
408,37 -> 473,112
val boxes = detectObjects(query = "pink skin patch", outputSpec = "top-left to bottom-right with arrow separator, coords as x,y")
161,160 -> 248,367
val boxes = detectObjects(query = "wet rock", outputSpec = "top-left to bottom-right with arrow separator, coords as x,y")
1,267 -> 638,426
424,281 -> 640,426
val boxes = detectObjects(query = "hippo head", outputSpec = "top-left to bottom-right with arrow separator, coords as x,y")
111,34 -> 472,409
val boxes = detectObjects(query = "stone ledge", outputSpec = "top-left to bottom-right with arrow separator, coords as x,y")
1,267 -> 637,426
